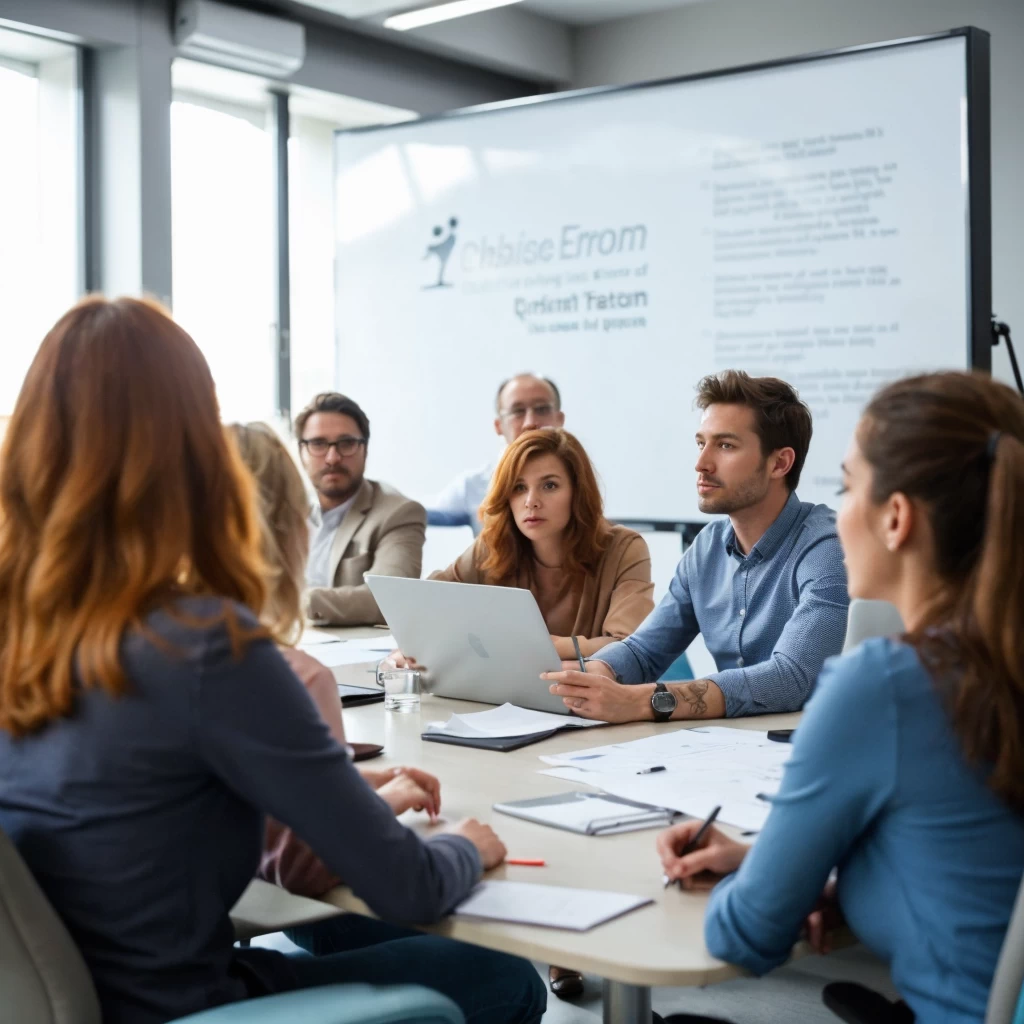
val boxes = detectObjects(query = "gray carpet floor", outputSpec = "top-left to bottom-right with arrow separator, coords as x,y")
251,930 -> 898,1023
536,945 -> 898,1023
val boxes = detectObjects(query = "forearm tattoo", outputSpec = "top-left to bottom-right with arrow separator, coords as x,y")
677,680 -> 709,716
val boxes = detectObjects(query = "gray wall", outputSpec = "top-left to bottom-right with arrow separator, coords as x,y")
574,0 -> 1024,387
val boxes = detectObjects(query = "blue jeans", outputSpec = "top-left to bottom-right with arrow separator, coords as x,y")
283,914 -> 546,1024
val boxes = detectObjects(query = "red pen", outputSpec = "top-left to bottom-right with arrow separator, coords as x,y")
506,858 -> 545,866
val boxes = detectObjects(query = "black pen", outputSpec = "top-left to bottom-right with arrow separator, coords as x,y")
571,635 -> 586,674
664,804 -> 723,889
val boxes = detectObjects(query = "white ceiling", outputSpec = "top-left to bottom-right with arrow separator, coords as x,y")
521,0 -> 704,25
284,0 -> 711,84
291,0 -> 703,27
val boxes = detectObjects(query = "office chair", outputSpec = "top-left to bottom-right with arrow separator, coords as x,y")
0,826 -> 464,1024
841,599 -> 904,654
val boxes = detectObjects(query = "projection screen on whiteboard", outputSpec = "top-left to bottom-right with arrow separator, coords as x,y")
332,30 -> 991,525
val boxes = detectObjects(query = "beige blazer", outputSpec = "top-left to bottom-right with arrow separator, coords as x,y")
305,478 -> 426,626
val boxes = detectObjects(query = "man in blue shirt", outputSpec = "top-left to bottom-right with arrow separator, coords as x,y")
544,370 -> 848,723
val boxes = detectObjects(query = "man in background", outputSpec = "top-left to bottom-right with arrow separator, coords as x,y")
545,370 -> 849,723
297,392 -> 425,626
427,373 -> 565,534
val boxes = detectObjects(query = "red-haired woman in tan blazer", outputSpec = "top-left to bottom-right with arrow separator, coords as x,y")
406,428 -> 655,1002
428,428 -> 654,660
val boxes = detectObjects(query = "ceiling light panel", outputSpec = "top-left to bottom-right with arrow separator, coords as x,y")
385,0 -> 525,32
291,1 -> 408,17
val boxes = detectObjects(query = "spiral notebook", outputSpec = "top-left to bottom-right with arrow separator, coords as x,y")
493,791 -> 674,836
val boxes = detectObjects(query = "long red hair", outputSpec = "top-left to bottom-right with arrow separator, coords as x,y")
479,429 -> 611,585
0,296 -> 267,737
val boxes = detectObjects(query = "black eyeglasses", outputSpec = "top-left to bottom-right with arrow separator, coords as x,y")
299,436 -> 366,457
498,402 -> 557,423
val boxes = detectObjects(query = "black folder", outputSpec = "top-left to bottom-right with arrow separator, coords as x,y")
421,729 -> 561,752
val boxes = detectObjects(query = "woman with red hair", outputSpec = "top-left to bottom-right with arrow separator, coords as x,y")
0,297 -> 544,1024
412,428 -> 654,1002
429,428 -> 654,660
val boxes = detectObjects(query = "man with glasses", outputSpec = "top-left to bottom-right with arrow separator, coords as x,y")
427,374 -> 565,534
295,392 -> 426,626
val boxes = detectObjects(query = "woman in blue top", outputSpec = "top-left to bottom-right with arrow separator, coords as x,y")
659,371 -> 1024,1024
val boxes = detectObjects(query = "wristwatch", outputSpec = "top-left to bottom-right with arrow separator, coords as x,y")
650,682 -> 677,723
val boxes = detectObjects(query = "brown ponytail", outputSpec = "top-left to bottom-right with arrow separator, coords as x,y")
860,372 -> 1024,813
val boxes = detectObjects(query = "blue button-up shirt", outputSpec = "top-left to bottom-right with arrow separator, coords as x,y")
597,492 -> 849,716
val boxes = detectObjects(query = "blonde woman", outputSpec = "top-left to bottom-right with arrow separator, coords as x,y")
230,423 -> 444,896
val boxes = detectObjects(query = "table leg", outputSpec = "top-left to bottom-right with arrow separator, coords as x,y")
603,979 -> 652,1024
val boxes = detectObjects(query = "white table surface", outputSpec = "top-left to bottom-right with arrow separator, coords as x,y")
312,626 -> 803,989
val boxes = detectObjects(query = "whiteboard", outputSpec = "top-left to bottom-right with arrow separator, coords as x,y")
333,33 -> 981,523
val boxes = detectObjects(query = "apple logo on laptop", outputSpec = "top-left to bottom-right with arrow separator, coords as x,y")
467,633 -> 490,659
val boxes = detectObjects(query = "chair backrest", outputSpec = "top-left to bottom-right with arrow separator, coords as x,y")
987,871 -> 1024,1024
841,599 -> 904,654
0,826 -> 101,1024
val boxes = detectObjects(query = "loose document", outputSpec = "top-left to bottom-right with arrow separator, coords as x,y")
425,703 -> 606,740
539,727 -> 793,832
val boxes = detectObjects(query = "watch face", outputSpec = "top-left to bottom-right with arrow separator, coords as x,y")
651,690 -> 676,713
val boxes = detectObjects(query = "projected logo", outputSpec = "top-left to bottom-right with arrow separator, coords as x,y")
423,216 -> 458,289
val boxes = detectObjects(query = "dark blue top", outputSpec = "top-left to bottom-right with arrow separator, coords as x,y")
0,598 -> 480,1024
705,638 -> 1024,1023
599,492 -> 849,715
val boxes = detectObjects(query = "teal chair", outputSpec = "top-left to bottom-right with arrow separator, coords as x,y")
659,652 -> 694,682
0,826 -> 464,1024
174,985 -> 464,1024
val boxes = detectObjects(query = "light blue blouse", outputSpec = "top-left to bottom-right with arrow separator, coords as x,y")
705,638 -> 1024,1023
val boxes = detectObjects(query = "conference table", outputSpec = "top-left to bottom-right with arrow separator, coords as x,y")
315,626 -> 802,1024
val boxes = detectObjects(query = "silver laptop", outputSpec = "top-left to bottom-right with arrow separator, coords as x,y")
365,575 -> 569,714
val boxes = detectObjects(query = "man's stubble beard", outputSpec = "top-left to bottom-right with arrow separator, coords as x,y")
316,468 -> 363,505
697,466 -> 771,516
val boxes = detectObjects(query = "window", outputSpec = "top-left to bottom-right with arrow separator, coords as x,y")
287,93 -> 412,419
171,87 -> 276,424
0,31 -> 81,415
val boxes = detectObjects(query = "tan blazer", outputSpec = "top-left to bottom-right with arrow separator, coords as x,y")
430,523 -> 655,656
306,478 -> 426,626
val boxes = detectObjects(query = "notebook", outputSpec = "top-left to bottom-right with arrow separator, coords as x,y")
337,684 -> 385,707
455,880 -> 652,931
493,791 -> 675,836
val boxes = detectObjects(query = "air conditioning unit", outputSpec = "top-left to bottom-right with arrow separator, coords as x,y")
175,0 -> 306,78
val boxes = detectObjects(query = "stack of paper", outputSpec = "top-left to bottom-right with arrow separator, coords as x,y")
424,703 -> 606,740
538,727 -> 794,832
455,880 -> 651,931
343,634 -> 396,652
299,628 -> 341,647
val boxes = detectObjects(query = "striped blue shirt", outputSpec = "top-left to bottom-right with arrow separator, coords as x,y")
596,491 -> 849,716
